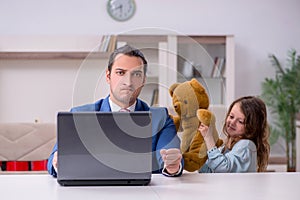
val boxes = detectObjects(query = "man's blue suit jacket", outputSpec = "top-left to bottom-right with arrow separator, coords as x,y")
47,96 -> 183,177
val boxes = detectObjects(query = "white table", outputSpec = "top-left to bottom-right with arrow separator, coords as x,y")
1,172 -> 299,200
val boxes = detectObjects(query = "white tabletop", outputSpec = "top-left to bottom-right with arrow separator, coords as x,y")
1,172 -> 299,200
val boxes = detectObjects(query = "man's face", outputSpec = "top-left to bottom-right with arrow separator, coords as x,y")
106,54 -> 146,108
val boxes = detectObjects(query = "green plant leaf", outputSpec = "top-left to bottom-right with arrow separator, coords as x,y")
261,49 -> 300,145
268,125 -> 281,145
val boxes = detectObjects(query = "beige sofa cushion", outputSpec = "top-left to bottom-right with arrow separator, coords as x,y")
0,123 -> 56,161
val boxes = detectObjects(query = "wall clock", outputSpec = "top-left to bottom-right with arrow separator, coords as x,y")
107,0 -> 136,22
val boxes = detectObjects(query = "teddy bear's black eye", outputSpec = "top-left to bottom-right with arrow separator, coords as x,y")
184,100 -> 188,104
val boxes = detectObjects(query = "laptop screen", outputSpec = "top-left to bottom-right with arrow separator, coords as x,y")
57,112 -> 152,186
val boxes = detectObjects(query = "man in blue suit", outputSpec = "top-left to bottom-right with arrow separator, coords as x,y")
47,45 -> 183,177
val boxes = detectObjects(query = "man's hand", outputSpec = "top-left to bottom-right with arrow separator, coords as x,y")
52,151 -> 58,172
160,148 -> 182,175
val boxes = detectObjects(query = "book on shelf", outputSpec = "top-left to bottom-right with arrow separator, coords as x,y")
150,88 -> 159,106
99,35 -> 109,52
98,36 -> 105,52
108,35 -> 117,53
98,35 -> 117,52
211,57 -> 225,78
210,57 -> 219,78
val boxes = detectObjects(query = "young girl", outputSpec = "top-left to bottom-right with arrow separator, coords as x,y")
199,96 -> 270,173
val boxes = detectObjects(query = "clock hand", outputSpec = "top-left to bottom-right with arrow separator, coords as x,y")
114,4 -> 123,11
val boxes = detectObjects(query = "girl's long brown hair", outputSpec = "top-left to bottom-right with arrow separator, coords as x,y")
222,96 -> 270,172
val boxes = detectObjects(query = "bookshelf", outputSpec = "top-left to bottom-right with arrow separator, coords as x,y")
116,34 -> 235,107
0,35 -> 234,107
176,35 -> 235,106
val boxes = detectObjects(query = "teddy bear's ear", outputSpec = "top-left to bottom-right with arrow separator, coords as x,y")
169,83 -> 180,97
190,78 -> 203,91
189,78 -> 210,109
197,109 -> 216,126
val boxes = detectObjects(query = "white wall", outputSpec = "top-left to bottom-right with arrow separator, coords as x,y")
1,0 -> 300,123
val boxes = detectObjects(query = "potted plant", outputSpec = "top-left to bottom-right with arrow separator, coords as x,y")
261,49 -> 300,172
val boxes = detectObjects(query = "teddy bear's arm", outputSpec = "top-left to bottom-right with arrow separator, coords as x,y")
183,153 -> 207,172
184,139 -> 223,172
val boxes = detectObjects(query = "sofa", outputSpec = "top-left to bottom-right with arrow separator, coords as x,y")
0,123 -> 56,172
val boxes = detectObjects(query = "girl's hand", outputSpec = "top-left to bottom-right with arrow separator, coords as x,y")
198,123 -> 216,150
198,123 -> 209,138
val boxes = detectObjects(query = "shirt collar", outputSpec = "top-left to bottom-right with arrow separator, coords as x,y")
108,97 -> 136,112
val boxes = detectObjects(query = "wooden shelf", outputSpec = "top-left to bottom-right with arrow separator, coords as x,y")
0,35 -> 228,59
0,51 -> 111,60
118,35 -> 226,44
117,35 -> 167,43
178,35 -> 227,44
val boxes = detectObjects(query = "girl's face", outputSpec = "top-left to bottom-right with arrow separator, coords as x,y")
225,103 -> 246,137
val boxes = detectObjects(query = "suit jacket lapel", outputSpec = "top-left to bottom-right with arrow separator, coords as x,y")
99,96 -> 112,111
135,99 -> 150,111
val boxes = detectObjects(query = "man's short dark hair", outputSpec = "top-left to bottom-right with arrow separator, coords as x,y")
107,44 -> 148,75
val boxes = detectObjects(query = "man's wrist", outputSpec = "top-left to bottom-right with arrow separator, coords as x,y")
162,163 -> 182,176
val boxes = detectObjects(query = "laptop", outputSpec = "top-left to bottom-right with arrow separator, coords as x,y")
56,111 -> 152,186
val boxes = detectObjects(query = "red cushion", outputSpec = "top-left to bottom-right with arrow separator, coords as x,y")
4,160 -> 48,171
6,161 -> 29,171
31,160 -> 47,171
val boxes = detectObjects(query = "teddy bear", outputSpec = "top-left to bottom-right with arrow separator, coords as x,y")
169,78 -> 223,172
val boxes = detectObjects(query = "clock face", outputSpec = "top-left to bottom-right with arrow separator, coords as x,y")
107,0 -> 136,22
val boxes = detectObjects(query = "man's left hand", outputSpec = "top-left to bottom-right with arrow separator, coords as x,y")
160,148 -> 182,175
